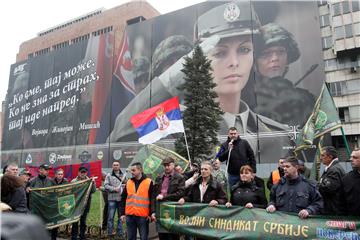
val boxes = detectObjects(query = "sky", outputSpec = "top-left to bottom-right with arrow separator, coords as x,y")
0,0 -> 203,111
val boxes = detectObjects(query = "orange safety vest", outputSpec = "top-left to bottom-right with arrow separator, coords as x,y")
272,169 -> 281,185
125,178 -> 151,217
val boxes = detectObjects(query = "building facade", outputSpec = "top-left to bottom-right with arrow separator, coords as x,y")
16,1 -> 159,62
318,0 -> 360,158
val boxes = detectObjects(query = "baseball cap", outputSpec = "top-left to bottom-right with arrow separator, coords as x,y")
39,164 -> 50,170
19,169 -> 32,176
79,166 -> 88,172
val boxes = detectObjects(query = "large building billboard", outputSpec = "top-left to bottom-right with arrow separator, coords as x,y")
2,1 -> 324,175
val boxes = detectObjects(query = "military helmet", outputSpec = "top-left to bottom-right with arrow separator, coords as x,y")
260,23 -> 300,64
151,35 -> 192,77
196,1 -> 261,42
133,56 -> 150,80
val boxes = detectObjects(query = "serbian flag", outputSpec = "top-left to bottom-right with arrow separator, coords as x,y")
130,97 -> 184,144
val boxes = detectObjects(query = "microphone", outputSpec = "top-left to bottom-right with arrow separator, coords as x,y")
229,139 -> 234,150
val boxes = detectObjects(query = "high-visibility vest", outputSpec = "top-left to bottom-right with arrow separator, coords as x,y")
272,169 -> 281,185
125,178 -> 151,217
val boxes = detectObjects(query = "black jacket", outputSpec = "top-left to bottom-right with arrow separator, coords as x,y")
342,169 -> 360,216
230,180 -> 267,208
318,159 -> 345,215
269,176 -> 323,215
52,178 -> 69,185
218,136 -> 256,175
154,171 -> 185,201
184,176 -> 227,204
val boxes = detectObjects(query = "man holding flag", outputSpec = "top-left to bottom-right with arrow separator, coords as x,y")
71,167 -> 97,240
295,83 -> 344,179
154,157 -> 185,240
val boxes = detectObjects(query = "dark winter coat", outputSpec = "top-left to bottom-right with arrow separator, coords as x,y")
28,175 -> 54,188
269,176 -> 323,215
1,187 -> 28,213
154,172 -> 185,201
218,136 -> 256,175
184,176 -> 227,204
318,159 -> 345,215
342,169 -> 360,216
230,180 -> 267,208
52,178 -> 69,185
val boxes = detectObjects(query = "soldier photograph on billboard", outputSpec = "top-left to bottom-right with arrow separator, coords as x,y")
2,1 -> 324,169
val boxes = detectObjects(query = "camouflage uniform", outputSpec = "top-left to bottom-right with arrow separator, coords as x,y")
254,23 -> 315,126
151,35 -> 192,78
212,168 -> 227,187
133,56 -> 150,93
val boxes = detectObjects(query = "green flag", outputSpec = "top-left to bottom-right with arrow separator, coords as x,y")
130,144 -> 189,180
158,202 -> 360,240
30,179 -> 93,229
295,84 -> 341,151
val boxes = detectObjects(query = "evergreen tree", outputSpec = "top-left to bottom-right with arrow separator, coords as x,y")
175,45 -> 223,164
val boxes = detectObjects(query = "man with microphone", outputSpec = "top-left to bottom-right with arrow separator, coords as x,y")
217,127 -> 256,187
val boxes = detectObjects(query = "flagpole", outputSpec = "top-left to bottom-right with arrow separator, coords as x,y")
99,189 -> 103,235
183,131 -> 191,163
340,127 -> 351,159
225,148 -> 232,202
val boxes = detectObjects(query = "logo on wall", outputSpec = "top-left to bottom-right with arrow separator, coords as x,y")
113,150 -> 122,160
13,63 -> 27,75
79,151 -> 91,163
97,151 -> 104,160
288,125 -> 300,141
25,154 -> 33,164
49,153 -> 57,164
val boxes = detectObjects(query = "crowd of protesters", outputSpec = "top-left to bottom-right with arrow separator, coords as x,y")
1,127 -> 360,240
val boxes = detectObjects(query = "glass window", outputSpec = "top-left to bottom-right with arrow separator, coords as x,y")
347,79 -> 360,94
333,3 -> 341,15
322,36 -> 333,49
318,0 -> 327,6
354,23 -> 360,36
342,1 -> 350,13
345,24 -> 353,38
352,1 -> 360,11
338,107 -> 350,122
337,58 -> 347,69
320,14 -> 330,27
335,26 -> 344,39
349,106 -> 360,122
325,59 -> 337,71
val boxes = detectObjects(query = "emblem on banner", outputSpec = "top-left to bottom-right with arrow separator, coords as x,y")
58,195 -> 75,217
160,206 -> 175,230
143,156 -> 162,175
315,111 -> 327,129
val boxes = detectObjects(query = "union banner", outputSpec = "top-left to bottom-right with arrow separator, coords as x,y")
29,179 -> 93,229
158,202 -> 360,240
